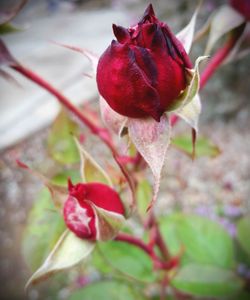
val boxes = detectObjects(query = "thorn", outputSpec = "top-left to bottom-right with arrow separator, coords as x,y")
67,178 -> 74,191
16,159 -> 29,169
192,128 -> 197,160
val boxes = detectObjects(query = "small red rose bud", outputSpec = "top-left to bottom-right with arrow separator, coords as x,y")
63,180 -> 125,240
97,4 -> 192,122
231,0 -> 250,21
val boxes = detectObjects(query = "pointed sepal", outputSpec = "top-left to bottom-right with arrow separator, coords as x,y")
25,230 -> 95,289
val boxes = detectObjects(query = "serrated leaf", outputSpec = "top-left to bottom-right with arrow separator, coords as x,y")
26,230 -> 95,289
128,114 -> 170,209
100,96 -> 128,136
93,241 -> 156,283
160,214 -> 235,268
172,264 -> 243,297
22,189 -> 66,272
47,109 -> 80,164
237,216 -> 250,256
74,138 -> 113,186
205,5 -> 245,55
69,280 -> 146,300
176,1 -> 200,54
172,134 -> 221,158
94,206 -> 125,241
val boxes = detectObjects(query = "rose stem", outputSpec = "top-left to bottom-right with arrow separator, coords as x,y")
148,212 -> 170,260
200,30 -> 244,89
11,64 -> 136,208
115,233 -> 168,270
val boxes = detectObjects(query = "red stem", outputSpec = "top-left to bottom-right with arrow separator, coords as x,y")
11,65 -> 112,145
115,233 -> 154,257
200,34 -> 241,89
11,63 -> 137,211
116,233 -> 178,270
148,213 -> 170,260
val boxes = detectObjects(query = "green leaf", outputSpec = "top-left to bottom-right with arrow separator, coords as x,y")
136,180 -> 152,218
172,134 -> 221,158
26,230 -> 95,289
93,241 -> 156,283
160,213 -> 235,268
22,189 -> 66,272
237,291 -> 250,300
47,109 -> 80,164
0,22 -> 22,34
237,216 -> 250,256
74,137 -> 113,186
172,264 -> 243,297
69,280 -> 146,300
51,169 -> 81,187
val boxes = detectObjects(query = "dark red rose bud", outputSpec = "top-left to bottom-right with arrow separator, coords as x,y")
63,180 -> 125,240
97,4 -> 192,121
231,0 -> 250,21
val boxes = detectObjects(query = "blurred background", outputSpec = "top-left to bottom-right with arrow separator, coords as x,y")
0,0 -> 249,299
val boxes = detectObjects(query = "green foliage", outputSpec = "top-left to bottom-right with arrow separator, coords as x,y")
172,134 -> 220,158
75,138 -> 112,185
69,280 -> 146,300
22,189 -> 65,271
136,180 -> 152,218
47,109 -> 80,164
51,169 -> 81,186
93,241 -> 156,283
160,213 -> 235,268
0,23 -> 21,34
237,215 -> 250,257
172,264 -> 243,298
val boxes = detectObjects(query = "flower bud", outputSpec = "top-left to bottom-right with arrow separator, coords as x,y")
97,4 -> 192,122
63,180 -> 125,240
231,0 -> 250,21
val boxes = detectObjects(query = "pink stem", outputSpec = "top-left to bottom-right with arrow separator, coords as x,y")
115,233 -> 154,257
11,63 -> 137,210
200,34 -> 241,89
116,233 -> 179,270
11,64 -> 113,147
